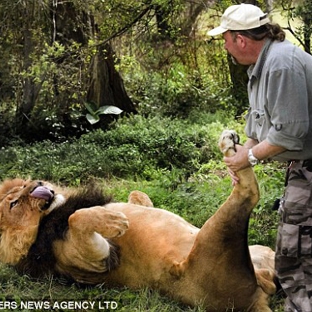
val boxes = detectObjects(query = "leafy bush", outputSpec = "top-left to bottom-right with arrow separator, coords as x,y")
0,113 -> 232,183
127,59 -> 238,118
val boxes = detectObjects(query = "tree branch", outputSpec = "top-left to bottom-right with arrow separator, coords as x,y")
95,5 -> 153,47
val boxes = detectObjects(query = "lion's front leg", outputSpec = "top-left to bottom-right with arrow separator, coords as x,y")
68,206 -> 129,239
54,207 -> 128,279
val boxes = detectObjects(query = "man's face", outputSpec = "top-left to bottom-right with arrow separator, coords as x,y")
222,31 -> 251,65
223,31 -> 241,65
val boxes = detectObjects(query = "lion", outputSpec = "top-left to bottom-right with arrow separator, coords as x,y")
0,130 -> 276,311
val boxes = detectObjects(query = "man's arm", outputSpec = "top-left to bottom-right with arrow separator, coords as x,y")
244,138 -> 258,149
223,139 -> 286,184
251,140 -> 287,162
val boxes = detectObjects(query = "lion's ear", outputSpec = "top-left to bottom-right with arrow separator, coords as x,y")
128,190 -> 154,207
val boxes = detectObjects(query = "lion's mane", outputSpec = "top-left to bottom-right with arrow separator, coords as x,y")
15,185 -> 120,280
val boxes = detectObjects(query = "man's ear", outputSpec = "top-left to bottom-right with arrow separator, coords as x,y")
236,34 -> 247,48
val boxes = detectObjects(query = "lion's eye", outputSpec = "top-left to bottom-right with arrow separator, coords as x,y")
10,200 -> 18,209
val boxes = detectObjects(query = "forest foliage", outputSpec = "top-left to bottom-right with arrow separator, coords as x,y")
0,0 -> 311,146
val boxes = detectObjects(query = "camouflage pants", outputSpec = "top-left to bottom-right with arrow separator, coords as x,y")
276,161 -> 312,312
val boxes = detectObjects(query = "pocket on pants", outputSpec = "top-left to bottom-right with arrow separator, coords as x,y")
280,224 -> 312,258
299,225 -> 312,258
281,224 -> 299,257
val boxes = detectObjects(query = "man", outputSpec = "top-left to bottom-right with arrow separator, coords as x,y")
208,3 -> 312,312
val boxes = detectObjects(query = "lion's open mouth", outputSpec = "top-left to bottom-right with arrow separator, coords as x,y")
30,186 -> 55,210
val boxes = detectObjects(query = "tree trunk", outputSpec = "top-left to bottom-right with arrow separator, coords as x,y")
87,43 -> 136,114
55,2 -> 136,117
227,55 -> 249,117
15,5 -> 43,135
302,14 -> 311,54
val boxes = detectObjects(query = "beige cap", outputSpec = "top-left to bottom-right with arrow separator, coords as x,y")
208,4 -> 270,36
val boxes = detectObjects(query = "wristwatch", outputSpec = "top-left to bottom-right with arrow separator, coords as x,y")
248,149 -> 259,166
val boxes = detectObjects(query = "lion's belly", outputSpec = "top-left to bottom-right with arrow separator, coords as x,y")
103,203 -> 199,288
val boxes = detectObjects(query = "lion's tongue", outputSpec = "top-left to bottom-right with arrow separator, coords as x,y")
31,186 -> 54,201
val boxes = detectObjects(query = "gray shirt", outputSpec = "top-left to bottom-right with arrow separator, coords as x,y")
245,38 -> 312,161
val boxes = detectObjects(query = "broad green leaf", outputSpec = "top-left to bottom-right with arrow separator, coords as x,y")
97,105 -> 123,115
86,113 -> 100,125
84,102 -> 96,115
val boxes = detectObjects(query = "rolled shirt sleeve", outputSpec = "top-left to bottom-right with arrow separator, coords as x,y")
266,68 -> 309,151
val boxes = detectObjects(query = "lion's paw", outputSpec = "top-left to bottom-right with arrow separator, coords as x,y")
218,130 -> 240,156
102,210 -> 129,238
69,207 -> 129,239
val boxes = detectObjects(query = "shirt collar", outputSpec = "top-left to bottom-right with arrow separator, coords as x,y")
247,38 -> 273,81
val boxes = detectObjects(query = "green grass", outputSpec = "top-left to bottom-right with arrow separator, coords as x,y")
0,164 -> 286,311
0,262 -> 206,312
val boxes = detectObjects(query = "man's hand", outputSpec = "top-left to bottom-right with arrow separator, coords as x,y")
223,139 -> 286,185
227,167 -> 240,186
224,145 -> 250,172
